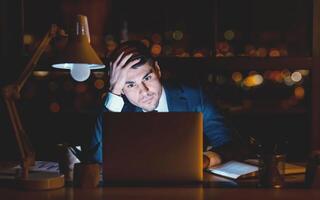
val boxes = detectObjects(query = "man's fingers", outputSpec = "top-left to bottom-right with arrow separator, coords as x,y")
124,59 -> 140,70
114,52 -> 125,67
118,53 -> 134,67
108,62 -> 113,76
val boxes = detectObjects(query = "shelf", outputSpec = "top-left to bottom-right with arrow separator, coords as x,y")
158,57 -> 313,71
228,107 -> 307,116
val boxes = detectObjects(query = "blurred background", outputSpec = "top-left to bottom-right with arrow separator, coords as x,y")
0,0 -> 318,162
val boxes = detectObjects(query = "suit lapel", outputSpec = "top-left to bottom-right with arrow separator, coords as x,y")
164,83 -> 189,112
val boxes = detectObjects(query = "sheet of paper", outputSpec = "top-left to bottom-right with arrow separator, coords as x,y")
0,161 -> 60,181
11,161 -> 60,173
207,161 -> 259,179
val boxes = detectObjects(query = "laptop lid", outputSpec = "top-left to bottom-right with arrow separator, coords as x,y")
102,112 -> 203,184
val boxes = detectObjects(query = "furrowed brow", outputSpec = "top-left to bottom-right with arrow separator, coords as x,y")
125,80 -> 135,85
142,70 -> 153,80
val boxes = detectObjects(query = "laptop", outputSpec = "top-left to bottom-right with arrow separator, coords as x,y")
102,112 -> 203,185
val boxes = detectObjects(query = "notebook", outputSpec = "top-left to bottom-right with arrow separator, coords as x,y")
102,112 -> 203,185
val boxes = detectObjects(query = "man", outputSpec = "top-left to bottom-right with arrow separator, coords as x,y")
89,40 -> 234,168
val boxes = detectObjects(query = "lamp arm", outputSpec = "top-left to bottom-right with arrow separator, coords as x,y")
17,24 -> 58,92
2,98 -> 34,178
1,24 -> 59,178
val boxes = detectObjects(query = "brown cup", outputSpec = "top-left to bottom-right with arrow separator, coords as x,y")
73,163 -> 101,188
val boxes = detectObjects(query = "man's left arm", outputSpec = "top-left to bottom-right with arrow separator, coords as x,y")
199,88 -> 247,168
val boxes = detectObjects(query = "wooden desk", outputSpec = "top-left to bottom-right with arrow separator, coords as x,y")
203,171 -> 306,188
0,163 -> 314,199
1,185 -> 320,200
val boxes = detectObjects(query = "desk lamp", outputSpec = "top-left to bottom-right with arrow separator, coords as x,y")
1,15 -> 105,190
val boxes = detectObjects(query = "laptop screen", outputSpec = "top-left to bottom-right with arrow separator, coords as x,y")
102,112 -> 203,184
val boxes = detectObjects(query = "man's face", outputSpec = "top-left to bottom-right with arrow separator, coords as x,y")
122,61 -> 162,111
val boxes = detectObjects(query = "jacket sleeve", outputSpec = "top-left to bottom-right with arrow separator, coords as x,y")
198,87 -> 249,162
198,87 -> 231,148
85,110 -> 104,163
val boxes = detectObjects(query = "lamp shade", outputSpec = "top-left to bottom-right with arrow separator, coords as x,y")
52,15 -> 105,81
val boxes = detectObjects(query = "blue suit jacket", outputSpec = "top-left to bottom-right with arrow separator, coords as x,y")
88,82 -> 231,163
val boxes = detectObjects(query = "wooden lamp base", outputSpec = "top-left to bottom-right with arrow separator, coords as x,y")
17,171 -> 65,190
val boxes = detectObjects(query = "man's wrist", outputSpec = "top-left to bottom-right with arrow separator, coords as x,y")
109,85 -> 122,96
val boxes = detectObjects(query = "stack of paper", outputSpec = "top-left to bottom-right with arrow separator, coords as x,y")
207,161 -> 259,179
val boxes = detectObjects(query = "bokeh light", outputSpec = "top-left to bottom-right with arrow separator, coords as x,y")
297,69 -> 310,76
94,79 -> 105,90
269,48 -> 281,57
284,76 -> 295,86
172,30 -> 183,40
33,71 -> 49,78
151,44 -> 162,56
232,72 -> 243,83
49,102 -> 60,113
23,34 -> 34,45
256,47 -> 268,57
141,39 -> 151,48
291,71 -> 302,82
294,86 -> 305,99
243,74 -> 264,87
75,83 -> 88,94
224,30 -> 235,41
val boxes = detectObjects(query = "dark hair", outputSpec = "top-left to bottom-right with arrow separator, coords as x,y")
108,40 -> 154,69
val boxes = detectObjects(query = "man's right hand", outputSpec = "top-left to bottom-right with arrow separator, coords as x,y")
108,52 -> 140,96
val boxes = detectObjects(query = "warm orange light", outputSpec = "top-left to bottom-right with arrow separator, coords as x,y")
243,74 -> 263,87
232,72 -> 243,83
294,86 -> 305,99
248,49 -> 257,57
106,40 -> 117,52
151,44 -> 162,56
216,41 -> 230,54
33,71 -> 49,78
193,52 -> 205,58
141,39 -> 151,48
256,47 -> 268,57
269,48 -> 280,57
270,71 -> 283,83
23,34 -> 34,45
75,83 -> 88,93
244,44 -> 255,54
49,102 -> 60,113
94,79 -> 105,90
